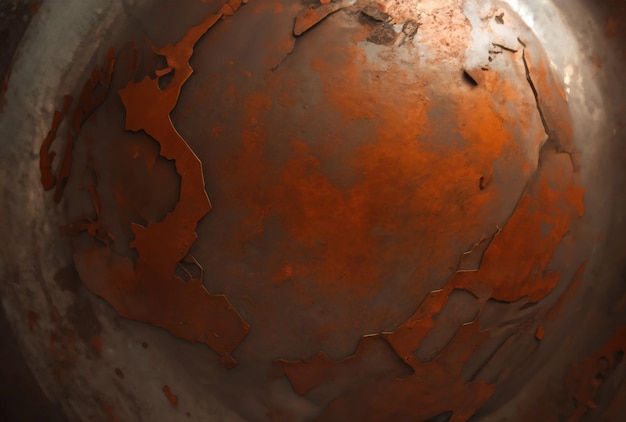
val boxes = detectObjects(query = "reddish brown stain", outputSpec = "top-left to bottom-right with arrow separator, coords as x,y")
27,311 -> 39,333
91,335 -> 102,354
29,1 -> 41,14
102,403 -> 120,422
162,385 -> 179,405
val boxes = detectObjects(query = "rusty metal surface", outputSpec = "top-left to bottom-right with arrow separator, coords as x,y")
0,0 -> 625,421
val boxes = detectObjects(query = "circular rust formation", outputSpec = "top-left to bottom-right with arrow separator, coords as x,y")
34,0 -> 624,420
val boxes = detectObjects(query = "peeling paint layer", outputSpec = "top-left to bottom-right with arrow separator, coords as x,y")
275,1 -> 587,420
40,3 -> 250,368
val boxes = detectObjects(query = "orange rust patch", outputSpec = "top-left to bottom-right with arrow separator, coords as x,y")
278,102 -> 584,421
162,385 -> 179,405
37,2 -> 593,418
259,43 -> 519,301
536,326 -> 545,341
42,8 -> 250,367
276,11 -> 585,417
333,146 -> 585,396
282,322 -> 495,420
98,9 -> 248,366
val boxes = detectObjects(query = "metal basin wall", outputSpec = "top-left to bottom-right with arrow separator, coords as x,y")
0,0 -> 624,420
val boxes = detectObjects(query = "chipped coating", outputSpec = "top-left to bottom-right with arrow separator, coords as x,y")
41,5 -> 250,367
83,7 -> 248,367
293,2 -> 346,36
36,0 -> 594,419
331,322 -> 495,421
280,142 -> 585,419
275,1 -> 586,419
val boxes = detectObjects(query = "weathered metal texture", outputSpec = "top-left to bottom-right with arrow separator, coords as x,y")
0,0 -> 625,421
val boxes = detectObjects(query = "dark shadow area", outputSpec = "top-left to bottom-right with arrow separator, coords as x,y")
1,1 -> 66,420
0,301 -> 66,421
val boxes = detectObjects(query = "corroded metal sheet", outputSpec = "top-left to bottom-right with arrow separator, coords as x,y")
0,0 -> 622,420
40,1 -> 250,368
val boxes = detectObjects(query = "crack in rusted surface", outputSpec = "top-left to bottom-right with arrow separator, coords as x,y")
276,26 -> 586,415
272,0 -> 349,71
271,36 -> 296,71
457,227 -> 501,272
492,42 -> 518,53
521,46 -> 551,150
519,38 -> 578,169
35,0 -> 594,416
293,1 -> 347,37
380,149 -> 584,360
276,1 -> 389,71
278,139 -> 585,419
279,320 -> 496,421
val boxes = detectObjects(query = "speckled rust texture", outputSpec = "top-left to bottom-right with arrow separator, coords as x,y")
40,1 -> 249,368
37,0 -> 611,420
